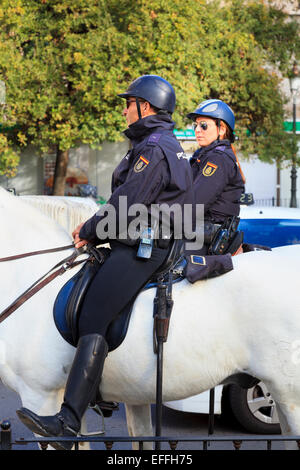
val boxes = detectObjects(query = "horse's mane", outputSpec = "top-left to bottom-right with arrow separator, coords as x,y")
0,187 -> 71,243
19,195 -> 98,235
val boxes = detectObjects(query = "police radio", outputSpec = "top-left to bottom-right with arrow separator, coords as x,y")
208,216 -> 240,255
137,227 -> 154,259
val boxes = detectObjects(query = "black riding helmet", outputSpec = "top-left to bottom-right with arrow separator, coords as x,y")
118,75 -> 176,118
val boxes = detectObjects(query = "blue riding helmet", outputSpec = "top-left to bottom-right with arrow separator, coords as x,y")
187,99 -> 235,132
118,75 -> 176,114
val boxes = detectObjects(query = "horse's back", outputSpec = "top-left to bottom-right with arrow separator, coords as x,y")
272,244 -> 300,257
232,243 -> 300,273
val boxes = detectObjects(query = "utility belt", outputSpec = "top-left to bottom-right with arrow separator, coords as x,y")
117,215 -> 240,258
136,215 -> 241,259
115,226 -> 171,259
204,216 -> 241,255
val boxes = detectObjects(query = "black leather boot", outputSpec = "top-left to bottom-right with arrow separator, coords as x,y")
17,334 -> 108,450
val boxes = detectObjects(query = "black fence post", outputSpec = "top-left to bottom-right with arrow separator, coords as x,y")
0,420 -> 12,450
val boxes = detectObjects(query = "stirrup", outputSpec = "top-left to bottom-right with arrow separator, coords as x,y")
80,405 -> 106,437
90,400 -> 119,418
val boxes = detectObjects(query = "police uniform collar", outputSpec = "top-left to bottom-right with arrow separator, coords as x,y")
198,139 -> 231,155
123,114 -> 175,142
190,139 -> 231,165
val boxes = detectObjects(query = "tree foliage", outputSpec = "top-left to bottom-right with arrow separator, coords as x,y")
0,133 -> 19,177
0,0 -> 299,186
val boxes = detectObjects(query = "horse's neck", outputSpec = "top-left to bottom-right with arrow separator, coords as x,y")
0,189 -> 76,311
0,188 -> 72,255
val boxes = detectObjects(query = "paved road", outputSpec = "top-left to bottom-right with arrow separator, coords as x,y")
0,380 -> 284,451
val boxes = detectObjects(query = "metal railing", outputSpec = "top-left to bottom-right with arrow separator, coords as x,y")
253,197 -> 300,208
1,420 -> 300,451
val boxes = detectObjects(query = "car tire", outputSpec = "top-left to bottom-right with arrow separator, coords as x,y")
223,382 -> 281,434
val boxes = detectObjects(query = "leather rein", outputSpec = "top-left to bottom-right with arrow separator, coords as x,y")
0,244 -> 75,262
0,244 -> 89,325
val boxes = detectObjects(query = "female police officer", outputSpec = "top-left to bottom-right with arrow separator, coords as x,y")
186,99 -> 245,256
17,75 -> 194,449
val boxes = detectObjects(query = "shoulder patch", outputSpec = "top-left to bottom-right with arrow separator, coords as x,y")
202,161 -> 218,177
134,155 -> 149,173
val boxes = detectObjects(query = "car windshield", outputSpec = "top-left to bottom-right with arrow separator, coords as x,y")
240,218 -> 300,248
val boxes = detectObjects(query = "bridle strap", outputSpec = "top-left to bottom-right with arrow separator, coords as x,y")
0,249 -> 88,324
0,244 -> 75,263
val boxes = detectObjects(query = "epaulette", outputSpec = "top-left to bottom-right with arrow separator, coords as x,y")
147,133 -> 163,146
214,145 -> 236,165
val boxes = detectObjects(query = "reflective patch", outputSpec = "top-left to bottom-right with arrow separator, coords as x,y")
134,155 -> 149,173
202,103 -> 218,112
190,255 -> 206,265
177,152 -> 189,160
202,161 -> 218,177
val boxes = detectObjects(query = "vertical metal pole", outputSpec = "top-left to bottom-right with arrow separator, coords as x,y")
290,99 -> 298,208
155,339 -> 163,451
208,388 -> 215,435
0,420 -> 12,450
276,166 -> 280,206
154,281 -> 167,451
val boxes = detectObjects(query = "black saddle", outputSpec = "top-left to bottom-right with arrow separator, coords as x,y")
53,241 -> 185,352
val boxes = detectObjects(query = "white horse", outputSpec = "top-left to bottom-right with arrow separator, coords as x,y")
1,186 -> 300,450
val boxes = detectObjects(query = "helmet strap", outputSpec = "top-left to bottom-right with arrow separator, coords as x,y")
135,97 -> 142,120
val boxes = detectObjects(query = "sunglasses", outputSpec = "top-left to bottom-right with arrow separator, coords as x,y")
193,121 -> 209,131
126,99 -> 136,109
125,98 -> 146,109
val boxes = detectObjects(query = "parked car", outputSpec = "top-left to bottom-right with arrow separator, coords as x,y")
164,205 -> 300,434
239,205 -> 300,248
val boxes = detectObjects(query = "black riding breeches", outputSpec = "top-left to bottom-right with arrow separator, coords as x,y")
78,241 -> 169,338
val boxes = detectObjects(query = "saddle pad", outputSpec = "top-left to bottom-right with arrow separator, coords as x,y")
53,272 -> 77,346
53,259 -> 136,351
53,259 -> 100,346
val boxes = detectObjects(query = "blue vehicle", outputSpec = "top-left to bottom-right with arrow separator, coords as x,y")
239,206 -> 300,248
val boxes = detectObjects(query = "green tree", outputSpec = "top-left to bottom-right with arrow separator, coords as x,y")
219,0 -> 300,162
109,0 -> 300,159
0,133 -> 19,177
0,0 -> 299,191
0,0 -> 125,193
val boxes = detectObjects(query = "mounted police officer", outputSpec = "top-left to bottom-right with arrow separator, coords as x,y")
17,75 -> 194,449
186,99 -> 245,256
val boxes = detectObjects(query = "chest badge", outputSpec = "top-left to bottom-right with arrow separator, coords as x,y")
134,155 -> 149,173
202,161 -> 218,177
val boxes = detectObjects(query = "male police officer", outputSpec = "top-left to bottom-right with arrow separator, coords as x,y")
17,75 -> 194,449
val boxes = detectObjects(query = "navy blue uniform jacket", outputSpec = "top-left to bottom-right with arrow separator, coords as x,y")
80,114 -> 194,243
190,139 -> 244,224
